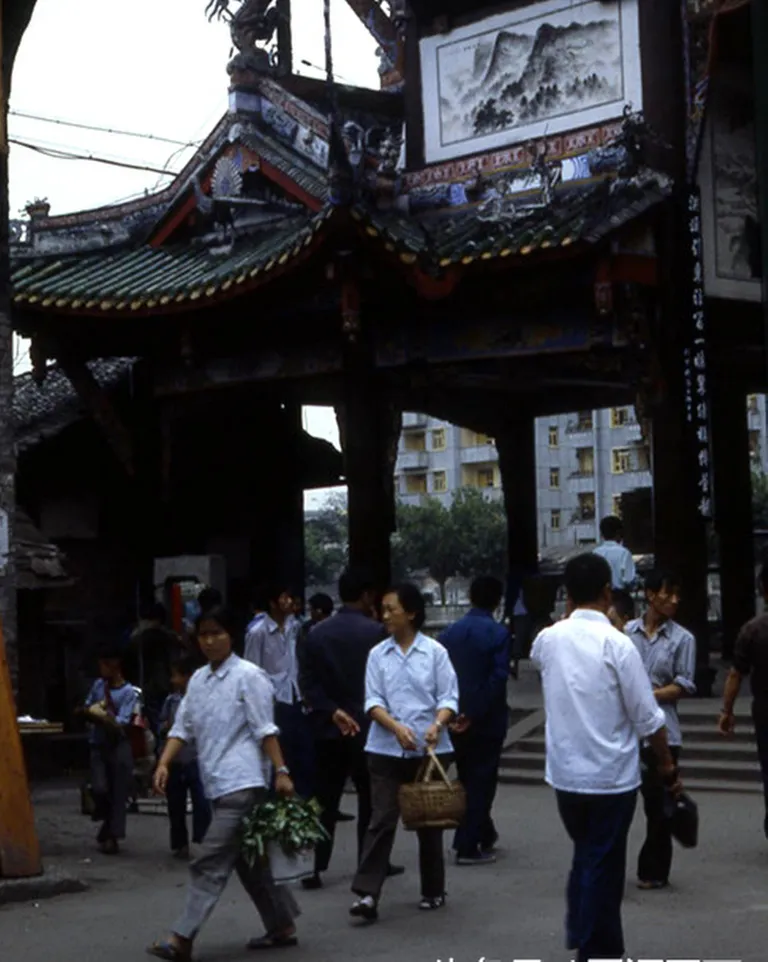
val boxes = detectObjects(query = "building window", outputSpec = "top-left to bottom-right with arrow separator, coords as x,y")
477,468 -> 495,488
577,492 -> 596,521
749,430 -> 761,461
431,428 -> 446,451
548,425 -> 559,447
748,394 -> 759,414
612,448 -> 632,474
549,467 -> 560,489
405,472 -> 427,494
610,407 -> 630,428
551,509 -> 561,531
404,431 -> 426,452
477,433 -> 496,446
576,447 -> 595,476
433,471 -> 447,493
577,411 -> 593,430
612,494 -> 623,517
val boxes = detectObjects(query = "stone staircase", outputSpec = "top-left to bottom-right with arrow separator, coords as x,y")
500,705 -> 764,794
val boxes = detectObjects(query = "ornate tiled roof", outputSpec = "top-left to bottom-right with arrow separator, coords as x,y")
14,358 -> 136,450
11,177 -> 668,315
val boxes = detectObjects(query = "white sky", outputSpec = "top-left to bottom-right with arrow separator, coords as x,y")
10,0 -> 362,503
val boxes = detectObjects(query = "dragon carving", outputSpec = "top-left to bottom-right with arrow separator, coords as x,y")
205,0 -> 282,73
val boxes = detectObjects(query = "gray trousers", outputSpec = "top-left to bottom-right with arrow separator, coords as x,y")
352,754 -> 447,901
174,788 -> 300,941
90,740 -> 133,841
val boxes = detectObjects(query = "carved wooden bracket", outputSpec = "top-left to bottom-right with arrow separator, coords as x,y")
57,355 -> 136,477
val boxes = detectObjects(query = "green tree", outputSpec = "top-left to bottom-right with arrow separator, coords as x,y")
451,487 -> 508,580
304,492 -> 348,586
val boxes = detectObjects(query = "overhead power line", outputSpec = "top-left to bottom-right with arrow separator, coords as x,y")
10,139 -> 180,177
9,108 -> 201,149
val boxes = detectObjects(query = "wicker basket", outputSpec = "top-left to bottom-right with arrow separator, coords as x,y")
398,750 -> 466,831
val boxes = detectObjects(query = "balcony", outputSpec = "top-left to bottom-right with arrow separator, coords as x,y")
566,419 -> 594,435
571,508 -> 596,524
460,444 -> 498,465
398,450 -> 430,471
402,412 -> 428,428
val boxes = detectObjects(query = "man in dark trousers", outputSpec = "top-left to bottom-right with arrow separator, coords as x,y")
440,575 -> 511,865
299,568 -> 403,889
720,561 -> 768,838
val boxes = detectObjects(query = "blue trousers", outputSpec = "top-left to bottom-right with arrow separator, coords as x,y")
452,730 -> 503,856
167,761 -> 212,852
274,701 -> 316,799
556,788 -> 637,962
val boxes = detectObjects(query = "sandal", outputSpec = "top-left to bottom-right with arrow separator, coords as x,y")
419,895 -> 446,911
247,933 -> 299,950
146,941 -> 192,961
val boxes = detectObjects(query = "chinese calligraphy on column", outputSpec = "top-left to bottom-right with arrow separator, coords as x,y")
685,188 -> 713,519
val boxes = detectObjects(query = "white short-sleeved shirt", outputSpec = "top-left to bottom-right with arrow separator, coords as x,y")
531,609 -> 665,794
170,654 -> 279,801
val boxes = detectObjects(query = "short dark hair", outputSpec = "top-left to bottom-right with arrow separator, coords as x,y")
338,567 -> 375,604
564,553 -> 612,606
139,601 -> 167,623
388,583 -> 427,631
611,588 -> 636,622
309,593 -> 334,616
253,582 -> 290,609
198,587 -> 223,612
644,569 -> 681,594
600,515 -> 624,540
170,654 -> 199,678
470,575 -> 504,612
195,604 -> 238,640
96,644 -> 124,664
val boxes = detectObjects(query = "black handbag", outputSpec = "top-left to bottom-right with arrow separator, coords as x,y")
664,790 -> 698,848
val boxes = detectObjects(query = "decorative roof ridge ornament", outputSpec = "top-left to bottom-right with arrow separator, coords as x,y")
206,0 -> 285,76
475,139 -> 562,223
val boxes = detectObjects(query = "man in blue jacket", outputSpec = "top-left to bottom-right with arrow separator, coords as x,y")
440,576 -> 511,865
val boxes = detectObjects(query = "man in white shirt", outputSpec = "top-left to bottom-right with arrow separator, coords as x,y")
531,553 -> 678,962
244,582 -> 315,798
593,515 -> 636,590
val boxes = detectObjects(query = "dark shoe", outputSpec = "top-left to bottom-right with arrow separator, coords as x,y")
637,879 -> 669,890
386,863 -> 405,877
456,852 -> 496,866
335,811 -> 355,822
418,894 -> 446,911
146,940 -> 191,961
350,896 -> 378,921
99,838 -> 120,855
247,933 -> 298,951
301,873 -> 323,890
173,846 -> 190,860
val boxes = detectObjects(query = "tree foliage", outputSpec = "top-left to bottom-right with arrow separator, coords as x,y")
752,470 -> 768,529
304,492 -> 348,587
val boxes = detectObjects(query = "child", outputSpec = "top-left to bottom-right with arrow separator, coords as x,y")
158,656 -> 211,858
78,648 -> 138,855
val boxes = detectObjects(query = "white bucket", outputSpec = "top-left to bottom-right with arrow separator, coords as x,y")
266,842 -> 315,885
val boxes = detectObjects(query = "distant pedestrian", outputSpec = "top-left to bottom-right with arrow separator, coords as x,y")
440,575 -> 510,865
148,605 -> 300,960
720,562 -> 768,838
625,570 -> 696,890
77,648 -> 139,855
159,656 -> 212,859
245,583 -> 315,798
297,592 -> 334,669
608,588 -> 636,631
593,516 -> 636,590
300,570 -> 386,889
350,584 -> 458,921
531,553 -> 678,962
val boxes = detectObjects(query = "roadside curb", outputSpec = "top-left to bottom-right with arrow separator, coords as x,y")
0,867 -> 88,906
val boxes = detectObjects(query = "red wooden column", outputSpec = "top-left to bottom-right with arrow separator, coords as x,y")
0,617 -> 42,878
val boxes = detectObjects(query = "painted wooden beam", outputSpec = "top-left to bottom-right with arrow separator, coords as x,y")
0,616 -> 42,879
343,0 -> 396,47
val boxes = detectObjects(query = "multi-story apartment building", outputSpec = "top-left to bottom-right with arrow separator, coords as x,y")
395,396 -> 768,550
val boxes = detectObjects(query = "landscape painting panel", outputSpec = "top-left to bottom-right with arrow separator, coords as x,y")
421,0 -> 642,164
700,64 -> 761,302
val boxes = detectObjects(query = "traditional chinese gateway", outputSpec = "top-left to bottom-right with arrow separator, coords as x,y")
8,0 -> 763,699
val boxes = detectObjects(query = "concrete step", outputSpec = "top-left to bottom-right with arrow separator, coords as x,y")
509,734 -> 758,763
498,767 -> 763,794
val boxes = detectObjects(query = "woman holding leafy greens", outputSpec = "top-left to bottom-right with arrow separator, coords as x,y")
147,605 -> 301,961
350,583 -> 459,922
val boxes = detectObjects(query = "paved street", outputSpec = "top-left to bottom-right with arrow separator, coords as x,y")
2,780 -> 766,962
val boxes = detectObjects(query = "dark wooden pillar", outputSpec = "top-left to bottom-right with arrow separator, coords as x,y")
496,416 -> 539,614
712,381 -> 755,659
274,401 -> 305,594
754,0 -> 768,340
337,283 -> 397,594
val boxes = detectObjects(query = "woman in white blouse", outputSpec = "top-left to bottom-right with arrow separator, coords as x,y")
350,583 -> 459,922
